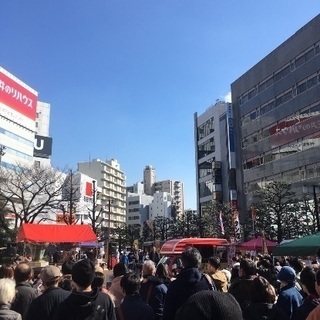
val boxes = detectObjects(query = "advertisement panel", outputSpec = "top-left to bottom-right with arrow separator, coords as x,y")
0,67 -> 38,120
34,135 -> 52,158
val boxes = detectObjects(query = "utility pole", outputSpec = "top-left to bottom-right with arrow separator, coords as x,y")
92,180 -> 97,234
105,199 -> 111,269
313,185 -> 320,232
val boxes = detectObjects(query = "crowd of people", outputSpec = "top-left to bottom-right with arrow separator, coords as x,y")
0,247 -> 320,320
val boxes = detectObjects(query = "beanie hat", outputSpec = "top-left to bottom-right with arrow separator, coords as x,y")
175,290 -> 243,320
277,266 -> 296,282
40,266 -> 61,284
72,258 -> 95,288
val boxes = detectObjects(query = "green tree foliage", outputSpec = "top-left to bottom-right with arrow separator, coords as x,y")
251,181 -> 304,243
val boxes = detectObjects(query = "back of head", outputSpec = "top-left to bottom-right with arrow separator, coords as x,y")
113,262 -> 128,278
182,246 -> 202,269
92,271 -> 105,290
175,290 -> 243,320
72,258 -> 95,288
40,265 -> 61,287
300,266 -> 317,296
143,260 -> 156,276
277,266 -> 296,283
240,259 -> 256,276
120,273 -> 141,295
289,257 -> 304,274
208,256 -> 221,270
156,262 -> 169,278
0,278 -> 16,304
14,262 -> 32,283
250,276 -> 276,303
61,260 -> 75,275
0,264 -> 14,279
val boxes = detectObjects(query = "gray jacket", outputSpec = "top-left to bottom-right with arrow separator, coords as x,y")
0,304 -> 22,320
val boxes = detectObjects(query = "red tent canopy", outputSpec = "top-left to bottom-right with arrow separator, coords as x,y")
237,236 -> 277,252
17,223 -> 97,243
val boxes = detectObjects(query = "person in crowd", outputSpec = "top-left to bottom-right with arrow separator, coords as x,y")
91,265 -> 108,294
140,260 -> 167,320
26,266 -> 70,320
289,258 -> 305,293
54,258 -> 116,320
276,266 -> 303,319
149,247 -> 159,265
0,278 -> 22,320
58,259 -> 75,292
293,266 -> 320,320
11,262 -> 39,320
108,262 -> 128,307
242,276 -> 288,320
116,273 -> 155,320
175,290 -> 243,320
163,246 -> 215,320
207,256 -> 228,292
0,264 -> 14,279
228,258 -> 257,310
155,263 -> 172,288
306,268 -> 320,319
256,256 -> 278,289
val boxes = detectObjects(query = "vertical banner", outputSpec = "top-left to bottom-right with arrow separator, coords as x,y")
233,210 -> 241,242
219,211 -> 225,235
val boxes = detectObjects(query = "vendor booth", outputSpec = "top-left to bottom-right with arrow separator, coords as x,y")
237,236 -> 277,253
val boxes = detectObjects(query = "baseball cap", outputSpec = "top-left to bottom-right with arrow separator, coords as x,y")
277,266 -> 296,282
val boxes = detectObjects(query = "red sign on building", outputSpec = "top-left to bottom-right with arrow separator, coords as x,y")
0,68 -> 38,120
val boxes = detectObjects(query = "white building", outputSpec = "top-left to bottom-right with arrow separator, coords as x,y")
127,193 -> 153,226
149,191 -> 173,220
78,158 -> 126,229
0,66 -> 38,168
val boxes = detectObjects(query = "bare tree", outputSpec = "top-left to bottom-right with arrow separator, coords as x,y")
0,163 -> 67,228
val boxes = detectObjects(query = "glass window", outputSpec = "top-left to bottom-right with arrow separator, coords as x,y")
307,75 -> 318,89
297,81 -> 307,95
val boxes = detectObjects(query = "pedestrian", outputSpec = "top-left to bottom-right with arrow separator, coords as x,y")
116,273 -> 155,320
276,266 -> 303,319
58,260 -> 75,292
11,263 -> 39,320
228,258 -> 257,310
54,258 -> 116,320
306,268 -> 320,319
0,278 -> 22,320
140,260 -> 167,320
242,275 -> 288,320
108,262 -> 128,307
26,265 -> 70,320
163,246 -> 215,320
207,256 -> 228,292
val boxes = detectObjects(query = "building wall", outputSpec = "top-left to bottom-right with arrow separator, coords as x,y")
78,158 -> 126,229
194,101 -> 234,215
144,165 -> 156,195
127,193 -> 153,225
149,191 -> 173,219
0,67 -> 38,168
231,14 -> 320,220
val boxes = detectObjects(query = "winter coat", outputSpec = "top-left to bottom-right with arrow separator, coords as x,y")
228,276 -> 255,310
140,276 -> 167,320
108,276 -> 125,307
116,294 -> 155,320
162,267 -> 214,320
209,270 -> 228,292
26,286 -> 70,320
276,283 -> 303,319
292,295 -> 320,320
0,304 -> 22,320
307,304 -> 320,320
54,288 -> 116,320
243,302 -> 289,320
11,281 -> 39,320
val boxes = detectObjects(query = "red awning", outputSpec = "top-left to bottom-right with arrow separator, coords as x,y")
237,236 -> 277,251
17,223 -> 97,243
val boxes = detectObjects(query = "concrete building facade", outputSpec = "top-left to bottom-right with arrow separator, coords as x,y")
194,101 -> 237,216
143,165 -> 156,196
78,158 -> 126,229
231,14 -> 320,220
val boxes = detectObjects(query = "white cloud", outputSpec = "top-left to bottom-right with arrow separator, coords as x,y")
223,91 -> 232,103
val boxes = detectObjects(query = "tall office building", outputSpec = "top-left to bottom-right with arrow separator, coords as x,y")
0,66 -> 38,168
153,180 -> 184,217
78,158 -> 126,229
231,14 -> 320,220
194,101 -> 237,215
143,165 -> 156,195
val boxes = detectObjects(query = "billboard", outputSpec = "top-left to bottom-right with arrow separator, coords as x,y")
34,135 -> 52,158
0,67 -> 38,120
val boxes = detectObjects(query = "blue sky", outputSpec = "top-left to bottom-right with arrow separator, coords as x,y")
1,1 -> 319,209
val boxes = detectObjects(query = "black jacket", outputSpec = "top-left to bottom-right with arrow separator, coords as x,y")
11,281 -> 39,320
54,288 -> 116,320
26,286 -> 70,320
140,276 -> 167,320
243,302 -> 289,320
162,268 -> 213,320
228,276 -> 255,310
116,294 -> 155,320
